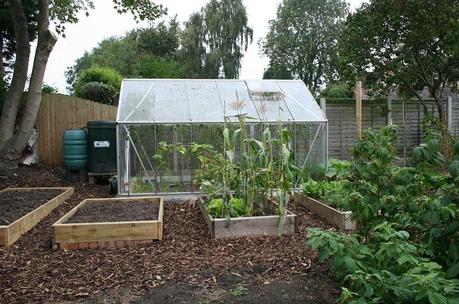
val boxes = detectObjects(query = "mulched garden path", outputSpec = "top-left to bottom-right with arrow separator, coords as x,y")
66,200 -> 159,223
0,166 -> 340,303
0,189 -> 63,225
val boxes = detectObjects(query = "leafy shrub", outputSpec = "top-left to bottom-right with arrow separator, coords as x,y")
308,224 -> 459,303
449,160 -> 459,178
74,66 -> 122,99
78,82 -> 117,105
42,83 -> 59,94
307,124 -> 459,302
320,82 -> 353,98
325,159 -> 352,180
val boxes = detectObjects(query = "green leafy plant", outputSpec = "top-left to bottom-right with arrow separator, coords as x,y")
231,283 -> 248,297
131,177 -> 154,193
307,122 -> 459,302
206,197 -> 250,218
308,224 -> 459,303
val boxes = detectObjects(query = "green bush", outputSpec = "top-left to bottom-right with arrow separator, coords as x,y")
42,83 -> 58,94
307,124 -> 459,302
308,224 -> 459,303
78,81 -> 117,105
74,66 -> 122,99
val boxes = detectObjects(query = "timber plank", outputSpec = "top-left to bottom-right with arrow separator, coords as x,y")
53,197 -> 163,248
294,193 -> 356,230
0,187 -> 74,246
199,197 -> 296,239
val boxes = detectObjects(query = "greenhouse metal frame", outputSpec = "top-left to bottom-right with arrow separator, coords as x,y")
116,79 -> 328,196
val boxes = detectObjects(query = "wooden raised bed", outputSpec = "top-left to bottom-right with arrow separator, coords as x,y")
0,187 -> 74,246
52,196 -> 164,250
199,198 -> 297,239
294,193 -> 356,230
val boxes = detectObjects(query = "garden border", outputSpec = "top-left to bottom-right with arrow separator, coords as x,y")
198,197 -> 297,239
0,187 -> 74,246
52,196 -> 163,250
294,193 -> 356,230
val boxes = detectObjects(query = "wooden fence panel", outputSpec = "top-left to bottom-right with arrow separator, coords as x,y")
326,98 -> 459,160
36,94 -> 117,165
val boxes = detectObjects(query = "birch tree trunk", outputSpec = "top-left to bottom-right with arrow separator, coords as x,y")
0,0 -> 57,169
0,0 -> 30,147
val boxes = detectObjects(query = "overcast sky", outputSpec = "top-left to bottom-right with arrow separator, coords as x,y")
39,0 -> 366,93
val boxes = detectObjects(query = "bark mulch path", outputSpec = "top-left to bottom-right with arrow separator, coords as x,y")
0,189 -> 63,225
66,201 -> 159,223
0,166 -> 340,303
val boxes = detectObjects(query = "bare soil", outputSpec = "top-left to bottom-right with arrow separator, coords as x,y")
66,201 -> 159,223
0,189 -> 63,225
0,166 -> 341,303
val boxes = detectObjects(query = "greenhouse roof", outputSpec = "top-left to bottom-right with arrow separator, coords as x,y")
116,79 -> 327,124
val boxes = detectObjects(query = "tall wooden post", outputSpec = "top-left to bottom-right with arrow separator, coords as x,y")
320,97 -> 326,115
448,96 -> 453,131
387,92 -> 393,125
355,80 -> 362,139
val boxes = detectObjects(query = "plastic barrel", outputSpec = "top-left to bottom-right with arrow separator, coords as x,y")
87,120 -> 117,173
63,129 -> 88,170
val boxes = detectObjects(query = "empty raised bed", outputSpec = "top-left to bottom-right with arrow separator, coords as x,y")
0,187 -> 74,246
52,196 -> 163,250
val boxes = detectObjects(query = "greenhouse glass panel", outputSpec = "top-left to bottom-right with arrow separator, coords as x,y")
116,79 -> 328,195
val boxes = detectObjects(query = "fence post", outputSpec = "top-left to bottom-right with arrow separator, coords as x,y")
355,80 -> 362,139
320,98 -> 326,115
387,93 -> 393,125
448,96 -> 453,131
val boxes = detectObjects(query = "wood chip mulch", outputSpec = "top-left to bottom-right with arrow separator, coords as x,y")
0,166 -> 336,303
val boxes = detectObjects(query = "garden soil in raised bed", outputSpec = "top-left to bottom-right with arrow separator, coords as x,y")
0,166 -> 340,303
65,201 -> 159,223
0,189 -> 63,225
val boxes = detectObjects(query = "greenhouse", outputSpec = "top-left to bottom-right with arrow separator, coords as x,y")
116,79 -> 328,195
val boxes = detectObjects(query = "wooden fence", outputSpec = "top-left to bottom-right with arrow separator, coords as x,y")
36,94 -> 117,165
324,97 -> 459,160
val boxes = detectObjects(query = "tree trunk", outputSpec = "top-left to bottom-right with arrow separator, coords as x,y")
0,30 -> 4,81
0,0 -> 30,148
0,0 -> 57,169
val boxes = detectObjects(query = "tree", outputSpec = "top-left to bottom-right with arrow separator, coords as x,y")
0,0 -> 165,169
65,18 -> 181,91
0,0 -> 38,81
339,0 -> 459,124
74,66 -> 122,104
261,0 -> 349,94
180,0 -> 253,79
320,82 -> 353,98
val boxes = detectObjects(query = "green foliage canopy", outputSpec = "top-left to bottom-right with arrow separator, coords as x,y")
339,0 -> 459,122
261,0 -> 349,93
74,67 -> 122,104
180,0 -> 253,79
65,18 -> 181,91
